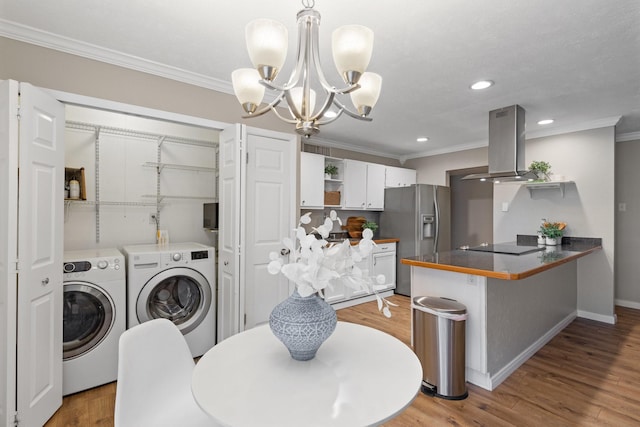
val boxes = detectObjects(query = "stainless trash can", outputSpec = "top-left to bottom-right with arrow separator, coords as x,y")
412,296 -> 468,399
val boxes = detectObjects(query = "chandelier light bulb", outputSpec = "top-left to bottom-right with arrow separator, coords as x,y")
350,72 -> 382,116
231,68 -> 265,114
289,87 -> 317,119
332,25 -> 374,85
245,18 -> 288,81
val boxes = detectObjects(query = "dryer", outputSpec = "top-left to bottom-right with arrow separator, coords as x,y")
63,248 -> 126,395
123,242 -> 216,357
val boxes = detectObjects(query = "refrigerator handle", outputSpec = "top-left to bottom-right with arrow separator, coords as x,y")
434,187 -> 440,251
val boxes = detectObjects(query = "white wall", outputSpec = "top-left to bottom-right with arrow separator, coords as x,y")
493,127 -> 615,322
405,147 -> 488,185
63,105 -> 219,251
406,127 -> 616,322
615,138 -> 640,309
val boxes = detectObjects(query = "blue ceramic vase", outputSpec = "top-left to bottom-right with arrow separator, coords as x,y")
269,289 -> 337,361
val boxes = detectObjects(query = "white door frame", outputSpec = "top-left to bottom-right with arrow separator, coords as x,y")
0,79 -> 19,427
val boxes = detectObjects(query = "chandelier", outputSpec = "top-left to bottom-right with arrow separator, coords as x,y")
231,0 -> 382,138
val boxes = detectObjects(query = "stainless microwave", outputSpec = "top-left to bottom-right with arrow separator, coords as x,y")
203,203 -> 218,230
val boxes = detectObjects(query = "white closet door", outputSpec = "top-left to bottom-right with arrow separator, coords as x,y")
16,83 -> 64,427
243,127 -> 296,330
217,124 -> 243,342
0,80 -> 19,427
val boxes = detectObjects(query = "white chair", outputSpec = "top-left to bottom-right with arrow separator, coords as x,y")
114,318 -> 216,427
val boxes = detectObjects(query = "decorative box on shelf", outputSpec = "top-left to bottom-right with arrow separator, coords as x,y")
324,191 -> 341,206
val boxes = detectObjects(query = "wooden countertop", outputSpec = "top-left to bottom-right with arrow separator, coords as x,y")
329,238 -> 399,246
401,241 -> 601,280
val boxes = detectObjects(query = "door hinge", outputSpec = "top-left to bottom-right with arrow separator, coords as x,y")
16,106 -> 21,120
13,412 -> 19,426
244,313 -> 247,326
246,152 -> 249,164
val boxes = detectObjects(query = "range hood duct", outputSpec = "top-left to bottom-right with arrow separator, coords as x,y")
462,105 -> 537,181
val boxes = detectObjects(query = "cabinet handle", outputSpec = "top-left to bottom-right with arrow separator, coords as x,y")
41,277 -> 49,286
224,261 -> 229,266
281,248 -> 291,256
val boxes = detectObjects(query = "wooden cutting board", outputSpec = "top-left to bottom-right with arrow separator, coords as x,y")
343,216 -> 366,238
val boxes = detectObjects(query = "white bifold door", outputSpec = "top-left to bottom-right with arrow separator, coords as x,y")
0,80 -> 65,427
217,125 -> 296,342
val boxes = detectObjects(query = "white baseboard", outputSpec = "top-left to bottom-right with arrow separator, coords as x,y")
466,369 -> 492,391
614,299 -> 640,311
577,310 -> 617,324
488,311 -> 577,390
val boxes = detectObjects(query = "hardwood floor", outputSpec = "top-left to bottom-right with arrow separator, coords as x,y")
46,295 -> 640,426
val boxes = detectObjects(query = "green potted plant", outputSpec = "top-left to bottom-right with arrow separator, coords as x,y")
362,221 -> 379,237
324,164 -> 339,179
529,160 -> 551,181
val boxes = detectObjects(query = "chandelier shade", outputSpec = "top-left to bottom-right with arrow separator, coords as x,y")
231,0 -> 382,138
245,19 -> 288,81
350,72 -> 382,116
231,68 -> 265,114
332,25 -> 374,85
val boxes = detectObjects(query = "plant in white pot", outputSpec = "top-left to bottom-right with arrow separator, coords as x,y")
539,219 -> 566,245
529,160 -> 551,181
324,164 -> 338,179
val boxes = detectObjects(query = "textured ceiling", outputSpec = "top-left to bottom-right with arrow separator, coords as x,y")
1,0 -> 639,159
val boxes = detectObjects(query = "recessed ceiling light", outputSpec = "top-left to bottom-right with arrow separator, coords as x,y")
416,136 -> 429,142
537,119 -> 554,125
470,80 -> 494,90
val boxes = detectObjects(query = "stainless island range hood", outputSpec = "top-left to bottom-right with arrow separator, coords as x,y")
463,105 -> 537,181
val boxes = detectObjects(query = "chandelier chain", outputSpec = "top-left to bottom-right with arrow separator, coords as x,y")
302,0 -> 315,10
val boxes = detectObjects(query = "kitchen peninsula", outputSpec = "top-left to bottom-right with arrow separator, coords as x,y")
402,237 -> 601,391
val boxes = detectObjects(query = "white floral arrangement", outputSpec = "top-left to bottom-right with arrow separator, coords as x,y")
268,211 -> 396,317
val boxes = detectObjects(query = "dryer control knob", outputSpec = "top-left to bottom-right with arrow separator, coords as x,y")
97,260 -> 108,269
172,253 -> 182,262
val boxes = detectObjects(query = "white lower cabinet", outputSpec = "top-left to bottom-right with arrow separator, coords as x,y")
372,243 -> 397,291
325,242 -> 396,306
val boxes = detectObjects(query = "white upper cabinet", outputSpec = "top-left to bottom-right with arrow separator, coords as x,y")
300,152 -> 324,208
385,166 -> 417,188
343,160 -> 385,210
366,163 -> 386,209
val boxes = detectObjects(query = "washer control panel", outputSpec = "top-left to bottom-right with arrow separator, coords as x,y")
63,253 -> 123,281
161,249 -> 211,266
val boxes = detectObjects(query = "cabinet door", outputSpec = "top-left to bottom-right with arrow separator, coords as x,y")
349,254 -> 371,298
323,281 -> 347,304
300,152 -> 324,208
343,159 -> 367,209
366,163 -> 386,209
372,251 -> 396,291
385,166 -> 417,188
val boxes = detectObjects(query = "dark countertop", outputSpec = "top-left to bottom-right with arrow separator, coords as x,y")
401,237 -> 602,280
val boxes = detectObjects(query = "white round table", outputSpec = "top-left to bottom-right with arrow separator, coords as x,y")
192,321 -> 422,427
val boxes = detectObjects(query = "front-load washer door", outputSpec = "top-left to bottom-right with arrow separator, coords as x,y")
136,267 -> 212,335
63,282 -> 115,360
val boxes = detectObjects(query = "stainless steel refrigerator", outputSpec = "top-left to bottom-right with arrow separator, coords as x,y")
379,184 -> 451,296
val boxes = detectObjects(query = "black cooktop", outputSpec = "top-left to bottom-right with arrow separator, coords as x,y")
465,244 -> 545,255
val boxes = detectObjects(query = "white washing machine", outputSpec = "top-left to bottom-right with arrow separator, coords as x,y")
62,248 -> 126,396
123,242 -> 216,357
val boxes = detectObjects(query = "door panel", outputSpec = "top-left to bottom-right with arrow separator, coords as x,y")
17,83 -> 64,427
217,125 -> 242,342
0,79 -> 19,427
244,128 -> 296,330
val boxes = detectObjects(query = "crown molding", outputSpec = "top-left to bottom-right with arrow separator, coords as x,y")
616,131 -> 640,142
0,19 -> 236,95
400,139 -> 488,162
306,136 -> 404,161
525,116 -> 621,140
